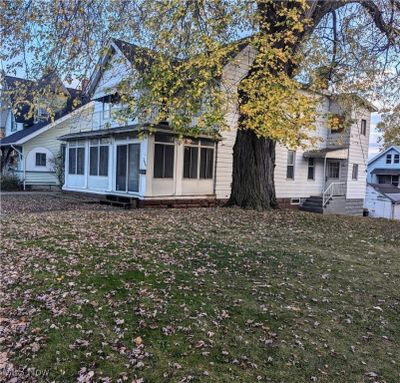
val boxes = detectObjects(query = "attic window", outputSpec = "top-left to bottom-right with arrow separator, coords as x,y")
386,154 -> 392,164
394,154 -> 399,164
35,106 -> 49,123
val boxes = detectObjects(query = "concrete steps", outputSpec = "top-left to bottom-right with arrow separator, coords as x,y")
299,196 -> 324,214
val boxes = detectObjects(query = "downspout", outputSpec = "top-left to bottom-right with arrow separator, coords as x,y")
213,142 -> 218,197
323,156 -> 327,194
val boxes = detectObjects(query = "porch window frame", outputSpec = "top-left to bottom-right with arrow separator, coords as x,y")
68,141 -> 85,175
89,138 -> 109,177
153,133 -> 175,179
183,138 -> 215,180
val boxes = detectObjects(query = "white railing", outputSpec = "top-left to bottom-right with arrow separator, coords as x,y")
322,182 -> 346,207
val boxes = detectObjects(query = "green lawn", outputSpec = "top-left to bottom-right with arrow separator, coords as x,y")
1,196 -> 400,382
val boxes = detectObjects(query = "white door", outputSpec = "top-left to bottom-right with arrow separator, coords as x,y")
325,160 -> 341,189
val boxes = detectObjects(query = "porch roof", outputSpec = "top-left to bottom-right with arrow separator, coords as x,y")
371,168 -> 400,176
303,146 -> 348,160
57,124 -> 221,141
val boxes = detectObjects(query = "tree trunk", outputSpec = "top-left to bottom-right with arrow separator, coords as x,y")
228,129 -> 277,210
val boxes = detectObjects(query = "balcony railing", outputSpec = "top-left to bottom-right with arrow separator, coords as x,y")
69,106 -> 136,134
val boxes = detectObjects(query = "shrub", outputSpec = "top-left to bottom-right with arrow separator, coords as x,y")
0,174 -> 22,191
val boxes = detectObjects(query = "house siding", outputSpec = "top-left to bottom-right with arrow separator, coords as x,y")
346,108 -> 370,200
21,106 -> 93,186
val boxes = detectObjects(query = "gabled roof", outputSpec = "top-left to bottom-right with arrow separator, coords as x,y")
1,74 -> 83,126
0,94 -> 88,147
368,145 -> 400,166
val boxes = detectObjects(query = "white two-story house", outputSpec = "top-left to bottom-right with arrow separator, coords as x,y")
58,39 -> 375,215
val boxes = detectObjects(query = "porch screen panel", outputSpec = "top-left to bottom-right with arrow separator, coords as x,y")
69,148 -> 76,174
99,146 -> 109,176
90,147 -> 98,176
116,145 -> 127,191
128,144 -> 140,192
77,148 -> 85,175
183,147 -> 198,178
200,148 -> 214,179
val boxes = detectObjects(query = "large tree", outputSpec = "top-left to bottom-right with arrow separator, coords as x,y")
1,0 -> 399,209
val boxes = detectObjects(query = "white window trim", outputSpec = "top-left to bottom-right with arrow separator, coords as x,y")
182,139 -> 215,180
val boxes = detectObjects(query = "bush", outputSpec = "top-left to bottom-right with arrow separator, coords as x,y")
0,174 -> 22,191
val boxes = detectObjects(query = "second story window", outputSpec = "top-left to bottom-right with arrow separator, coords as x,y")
386,154 -> 392,164
394,154 -> 399,164
360,119 -> 367,136
286,150 -> 295,179
102,102 -> 112,120
352,164 -> 359,180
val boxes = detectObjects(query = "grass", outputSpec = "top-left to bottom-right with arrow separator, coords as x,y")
1,196 -> 400,382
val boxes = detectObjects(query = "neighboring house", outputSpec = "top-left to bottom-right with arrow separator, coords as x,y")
365,184 -> 400,220
364,145 -> 400,219
0,74 -> 84,188
58,39 -> 375,215
367,145 -> 400,186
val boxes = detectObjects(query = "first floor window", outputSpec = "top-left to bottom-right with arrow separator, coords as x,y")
68,145 -> 85,175
352,164 -> 359,180
35,152 -> 46,167
89,142 -> 109,176
307,158 -> 315,180
183,146 -> 199,179
287,150 -> 295,179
